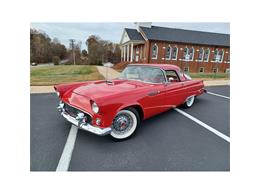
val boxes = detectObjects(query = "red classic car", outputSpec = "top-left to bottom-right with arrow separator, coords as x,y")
54,64 -> 205,139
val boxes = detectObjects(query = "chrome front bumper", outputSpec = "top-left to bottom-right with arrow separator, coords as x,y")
57,103 -> 112,136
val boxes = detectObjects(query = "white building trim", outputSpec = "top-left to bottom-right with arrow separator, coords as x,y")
130,43 -> 134,62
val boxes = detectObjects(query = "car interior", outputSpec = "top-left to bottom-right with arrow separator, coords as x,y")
165,70 -> 180,82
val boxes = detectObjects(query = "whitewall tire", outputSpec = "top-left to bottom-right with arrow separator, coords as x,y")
110,109 -> 139,140
184,96 -> 195,108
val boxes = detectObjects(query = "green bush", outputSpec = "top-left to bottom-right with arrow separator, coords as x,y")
52,56 -> 60,65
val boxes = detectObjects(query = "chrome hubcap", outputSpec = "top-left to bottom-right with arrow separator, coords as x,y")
112,113 -> 133,133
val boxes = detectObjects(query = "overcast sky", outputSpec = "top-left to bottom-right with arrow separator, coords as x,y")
30,22 -> 230,50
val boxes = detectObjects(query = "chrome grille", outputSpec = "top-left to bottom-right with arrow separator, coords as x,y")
64,103 -> 92,123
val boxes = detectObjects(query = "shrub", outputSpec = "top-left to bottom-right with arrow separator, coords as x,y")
52,56 -> 60,65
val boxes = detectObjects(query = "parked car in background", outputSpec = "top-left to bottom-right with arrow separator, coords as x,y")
55,64 -> 206,140
31,62 -> 38,66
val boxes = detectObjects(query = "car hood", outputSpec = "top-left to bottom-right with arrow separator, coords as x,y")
71,79 -> 150,100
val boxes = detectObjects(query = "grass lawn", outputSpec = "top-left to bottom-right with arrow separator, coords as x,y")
30,65 -> 104,86
189,73 -> 230,80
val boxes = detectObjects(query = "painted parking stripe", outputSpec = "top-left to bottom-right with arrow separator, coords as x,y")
56,125 -> 78,171
174,108 -> 230,143
207,91 -> 230,99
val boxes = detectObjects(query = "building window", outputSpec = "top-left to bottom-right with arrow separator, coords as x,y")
212,49 -> 225,62
183,47 -> 189,60
225,68 -> 230,73
213,67 -> 218,73
184,66 -> 189,72
171,46 -> 178,60
197,48 -> 204,62
152,44 -> 158,59
199,67 -> 204,73
165,45 -> 171,60
212,49 -> 218,62
226,53 -> 230,63
189,47 -> 194,61
204,48 -> 210,62
218,49 -> 224,62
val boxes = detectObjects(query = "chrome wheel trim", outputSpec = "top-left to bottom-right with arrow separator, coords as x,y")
186,96 -> 195,107
111,110 -> 137,139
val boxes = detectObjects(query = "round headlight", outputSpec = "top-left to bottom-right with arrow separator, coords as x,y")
92,102 -> 99,114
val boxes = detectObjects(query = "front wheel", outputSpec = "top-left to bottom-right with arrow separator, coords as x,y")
184,96 -> 195,108
110,108 -> 140,140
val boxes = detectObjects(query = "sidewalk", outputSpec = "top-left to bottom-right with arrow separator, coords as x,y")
203,79 -> 230,86
96,66 -> 120,79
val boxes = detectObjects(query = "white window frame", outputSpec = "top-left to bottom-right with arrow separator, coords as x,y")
199,67 -> 205,73
151,44 -> 158,59
213,67 -> 218,73
224,52 -> 230,63
165,45 -> 172,60
203,48 -> 210,62
211,49 -> 218,62
211,49 -> 225,63
189,47 -> 194,61
218,49 -> 224,63
184,66 -> 189,72
197,48 -> 204,62
171,46 -> 178,60
225,68 -> 230,73
183,47 -> 189,61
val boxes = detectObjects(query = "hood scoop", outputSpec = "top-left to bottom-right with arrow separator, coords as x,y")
106,80 -> 114,85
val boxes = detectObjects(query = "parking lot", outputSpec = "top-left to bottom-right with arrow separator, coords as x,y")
30,86 -> 230,171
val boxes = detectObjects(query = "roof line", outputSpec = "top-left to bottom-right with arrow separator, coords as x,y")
141,25 -> 230,35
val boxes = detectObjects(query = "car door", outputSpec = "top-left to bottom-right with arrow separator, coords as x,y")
141,69 -> 170,118
163,70 -> 187,107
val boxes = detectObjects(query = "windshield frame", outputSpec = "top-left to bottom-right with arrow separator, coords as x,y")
118,65 -> 167,84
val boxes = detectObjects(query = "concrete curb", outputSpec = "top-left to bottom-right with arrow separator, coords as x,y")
31,86 -> 55,94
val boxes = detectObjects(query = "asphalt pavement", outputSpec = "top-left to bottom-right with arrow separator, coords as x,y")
30,86 -> 230,171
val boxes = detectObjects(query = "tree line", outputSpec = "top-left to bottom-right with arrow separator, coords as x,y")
30,29 -> 67,64
30,29 -> 121,65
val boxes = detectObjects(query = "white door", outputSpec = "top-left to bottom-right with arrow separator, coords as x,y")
135,55 -> 139,62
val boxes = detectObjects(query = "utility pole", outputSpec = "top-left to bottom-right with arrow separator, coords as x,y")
69,39 -> 76,65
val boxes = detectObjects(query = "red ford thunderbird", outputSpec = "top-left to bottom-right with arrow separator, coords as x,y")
54,64 -> 206,139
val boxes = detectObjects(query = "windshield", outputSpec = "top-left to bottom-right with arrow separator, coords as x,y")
118,66 -> 166,83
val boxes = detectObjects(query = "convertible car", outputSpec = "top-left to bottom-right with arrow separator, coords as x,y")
55,64 -> 206,139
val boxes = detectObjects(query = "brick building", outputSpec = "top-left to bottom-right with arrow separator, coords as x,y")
119,23 -> 230,73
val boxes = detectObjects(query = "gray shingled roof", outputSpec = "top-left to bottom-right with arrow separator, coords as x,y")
125,28 -> 144,41
140,26 -> 230,47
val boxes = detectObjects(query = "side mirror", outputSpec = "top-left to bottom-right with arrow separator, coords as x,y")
168,77 -> 174,82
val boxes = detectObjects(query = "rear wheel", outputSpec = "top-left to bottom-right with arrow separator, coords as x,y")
110,108 -> 140,140
184,96 -> 195,108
